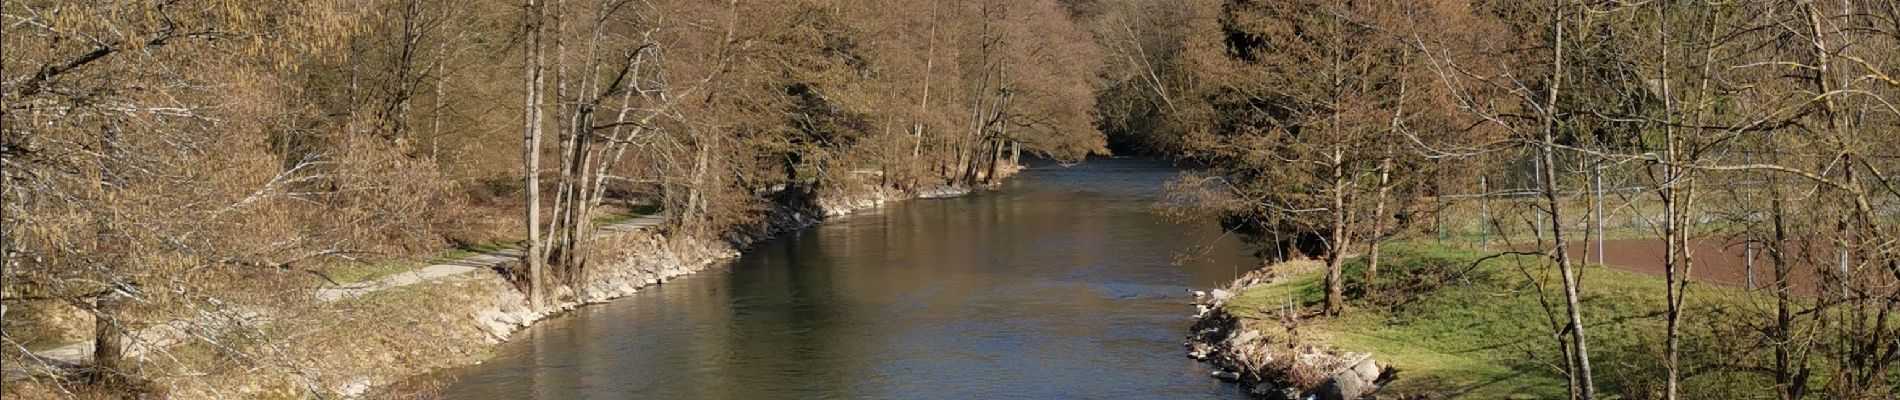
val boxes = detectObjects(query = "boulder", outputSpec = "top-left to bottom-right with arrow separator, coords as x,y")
1209,289 -> 1233,302
1187,343 -> 1212,360
1231,329 -> 1262,345
1317,370 -> 1369,400
1210,370 -> 1241,381
1351,359 -> 1381,382
1249,382 -> 1278,396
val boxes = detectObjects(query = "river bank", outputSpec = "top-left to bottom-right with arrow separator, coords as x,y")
1,171 -> 999,399
351,180 -> 991,398
1187,260 -> 1390,400
1191,243 -> 1824,399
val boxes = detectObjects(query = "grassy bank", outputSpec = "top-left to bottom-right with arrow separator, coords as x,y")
1220,244 -> 1825,399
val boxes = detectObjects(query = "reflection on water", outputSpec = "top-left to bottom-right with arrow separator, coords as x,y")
440,158 -> 1257,399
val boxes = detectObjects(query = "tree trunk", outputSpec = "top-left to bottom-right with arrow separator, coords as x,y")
1544,136 -> 1593,400
687,136 -> 712,232
87,290 -> 124,385
1662,132 -> 1684,400
1656,8 -> 1699,396
1320,2 -> 1348,317
1010,141 -> 1020,166
562,117 -> 590,286
1323,145 -> 1349,316
995,135 -> 1010,184
429,41 -> 448,158
380,0 -> 425,143
522,0 -> 547,311
912,0 -> 938,163
1542,3 -> 1593,397
1365,156 -> 1392,287
1767,138 -> 1809,400
1368,65 -> 1405,286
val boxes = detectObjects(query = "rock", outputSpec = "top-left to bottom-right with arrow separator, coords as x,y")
1187,343 -> 1212,360
1209,289 -> 1233,302
1352,359 -> 1381,382
1297,349 -> 1328,367
1231,329 -> 1262,345
1193,290 -> 1208,298
339,377 -> 372,398
1250,382 -> 1277,395
1318,369 -> 1369,400
1210,370 -> 1241,381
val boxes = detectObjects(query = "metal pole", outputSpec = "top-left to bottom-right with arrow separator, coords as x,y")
1480,176 -> 1490,253
1595,165 -> 1605,264
1838,211 -> 1853,297
1530,158 -> 1543,235
1436,187 -> 1446,244
1745,240 -> 1756,289
1436,167 -> 1446,244
1839,246 -> 1850,297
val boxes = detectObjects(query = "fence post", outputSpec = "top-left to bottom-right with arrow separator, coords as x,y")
1839,235 -> 1851,298
1435,179 -> 1446,244
1435,196 -> 1446,244
1530,158 -> 1543,235
1480,176 -> 1490,253
1745,239 -> 1756,289
1595,164 -> 1605,264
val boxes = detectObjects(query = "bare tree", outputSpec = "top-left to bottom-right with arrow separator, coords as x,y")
522,0 -> 550,310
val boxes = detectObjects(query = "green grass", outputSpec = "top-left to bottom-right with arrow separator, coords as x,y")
1430,225 -> 1663,247
433,240 -> 516,262
1222,244 -> 1800,399
320,262 -> 421,285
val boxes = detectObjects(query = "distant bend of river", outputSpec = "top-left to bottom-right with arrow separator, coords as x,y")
439,157 -> 1257,399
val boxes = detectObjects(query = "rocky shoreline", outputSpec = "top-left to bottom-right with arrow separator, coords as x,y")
1187,268 -> 1394,400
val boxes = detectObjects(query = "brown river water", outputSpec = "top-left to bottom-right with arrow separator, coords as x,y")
436,158 -> 1258,399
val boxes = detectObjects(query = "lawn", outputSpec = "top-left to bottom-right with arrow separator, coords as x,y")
1221,244 -> 1801,399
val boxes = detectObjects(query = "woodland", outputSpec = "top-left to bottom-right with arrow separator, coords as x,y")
4,0 -> 1899,399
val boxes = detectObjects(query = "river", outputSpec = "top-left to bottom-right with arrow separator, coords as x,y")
438,158 -> 1257,399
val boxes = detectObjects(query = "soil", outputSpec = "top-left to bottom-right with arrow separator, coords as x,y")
1566,238 -> 1827,296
